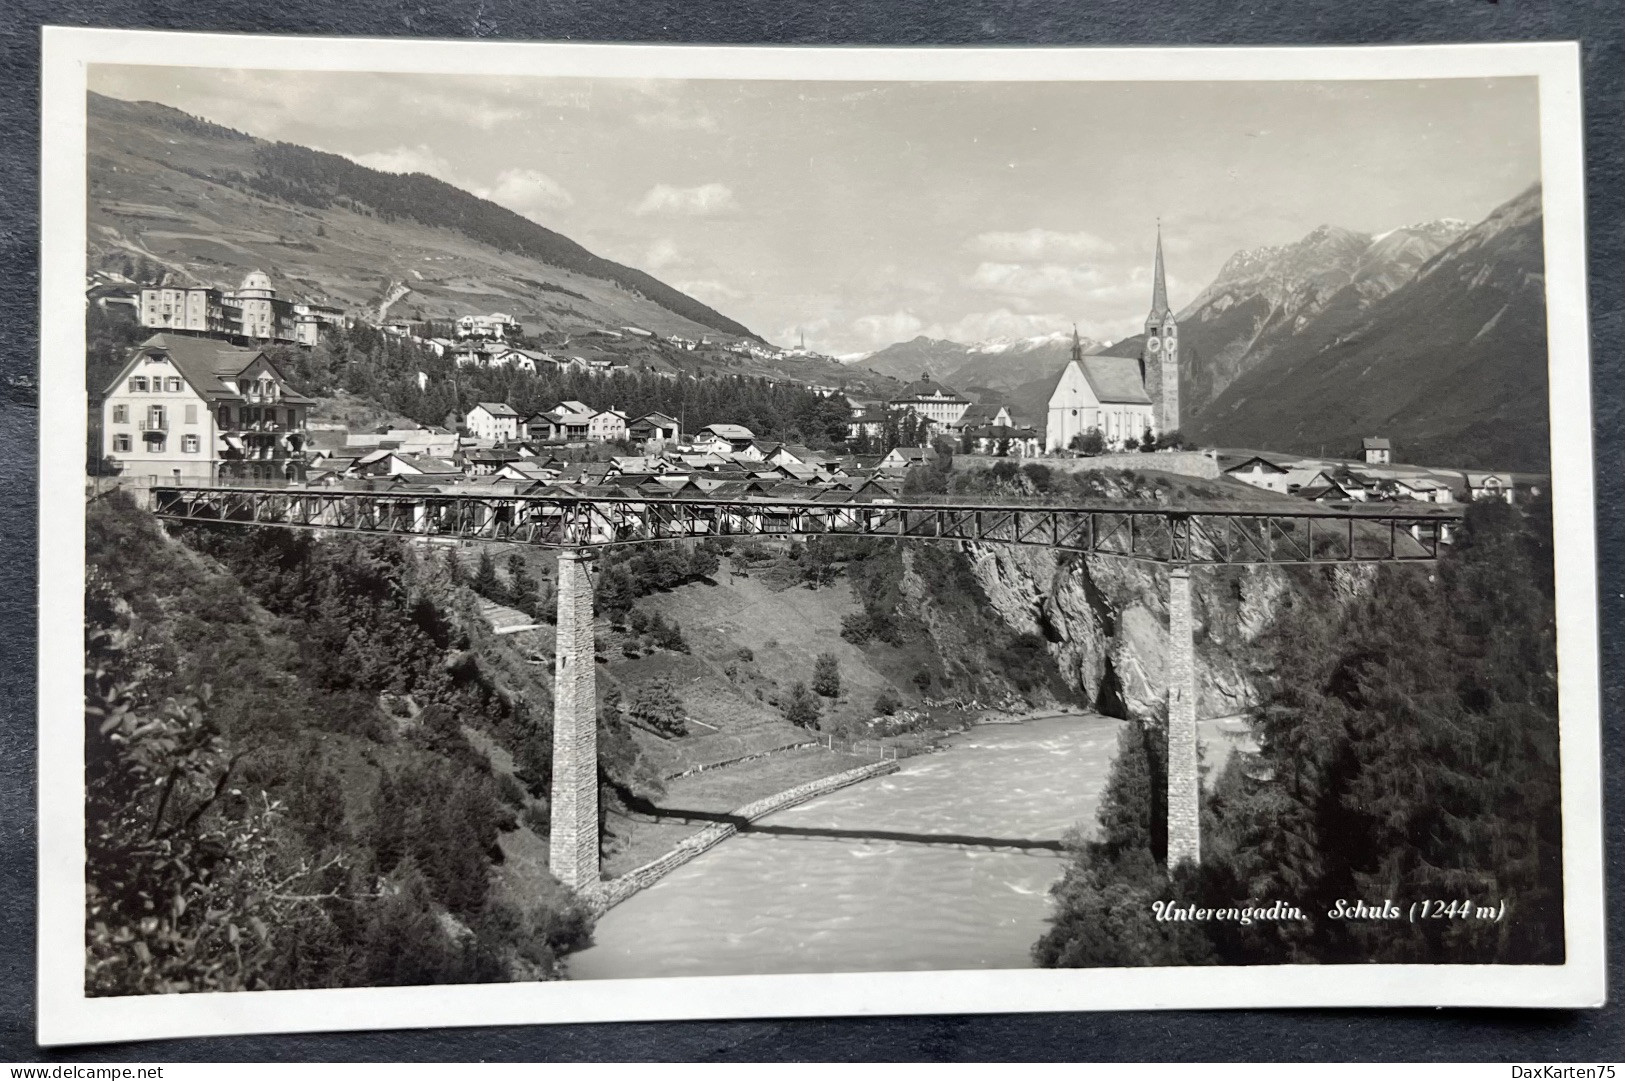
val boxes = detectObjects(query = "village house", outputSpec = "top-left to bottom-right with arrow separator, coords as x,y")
588,408 -> 630,443
628,411 -> 681,447
456,313 -> 521,340
464,447 -> 523,477
692,423 -> 758,455
99,333 -> 314,484
962,423 -> 1043,458
1361,437 -> 1393,465
1223,455 -> 1293,494
464,402 -> 521,443
878,445 -> 938,470
1465,472 -> 1516,504
952,402 -> 1015,434
1298,476 -> 1357,503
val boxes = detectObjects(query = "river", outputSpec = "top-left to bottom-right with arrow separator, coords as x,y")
569,712 -> 1124,979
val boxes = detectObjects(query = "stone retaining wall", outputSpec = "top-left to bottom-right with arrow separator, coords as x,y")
957,450 -> 1220,480
586,759 -> 900,914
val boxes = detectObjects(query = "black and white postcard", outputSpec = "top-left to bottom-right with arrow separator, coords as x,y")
37,30 -> 1604,1045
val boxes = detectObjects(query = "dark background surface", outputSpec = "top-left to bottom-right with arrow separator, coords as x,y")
0,0 -> 1619,1062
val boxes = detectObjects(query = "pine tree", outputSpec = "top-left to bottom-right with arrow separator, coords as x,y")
472,548 -> 502,602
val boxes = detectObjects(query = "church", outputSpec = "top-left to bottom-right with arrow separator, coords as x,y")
1045,229 -> 1180,452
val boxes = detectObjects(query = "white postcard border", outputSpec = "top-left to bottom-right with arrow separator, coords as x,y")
36,29 -> 1605,1047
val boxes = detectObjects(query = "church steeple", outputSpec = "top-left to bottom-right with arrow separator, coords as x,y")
1071,324 -> 1083,363
1150,221 -> 1170,316
1142,221 -> 1180,436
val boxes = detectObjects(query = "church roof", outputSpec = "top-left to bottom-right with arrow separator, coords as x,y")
1052,354 -> 1154,406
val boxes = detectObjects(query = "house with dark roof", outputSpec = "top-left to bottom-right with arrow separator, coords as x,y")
878,445 -> 939,470
1361,436 -> 1393,465
1223,455 -> 1293,494
98,332 -> 314,484
952,402 -> 1015,432
465,402 -> 520,443
628,411 -> 681,447
961,423 -> 1042,458
693,423 -> 758,455
464,446 -> 523,477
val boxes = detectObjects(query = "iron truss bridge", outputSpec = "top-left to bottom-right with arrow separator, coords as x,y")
149,485 -> 1464,566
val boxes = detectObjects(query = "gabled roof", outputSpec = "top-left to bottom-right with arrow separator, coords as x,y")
1224,455 -> 1290,475
472,401 -> 519,418
697,423 -> 755,441
116,333 -> 317,404
635,411 -> 680,427
467,447 -> 523,463
1362,437 -> 1392,450
397,454 -> 463,475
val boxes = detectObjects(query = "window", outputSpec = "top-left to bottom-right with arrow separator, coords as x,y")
112,434 -> 131,453
184,404 -> 197,425
219,406 -> 232,427
166,378 -> 183,392
111,405 -> 127,424
183,434 -> 200,453
144,433 -> 167,453
130,377 -> 148,393
147,406 -> 166,429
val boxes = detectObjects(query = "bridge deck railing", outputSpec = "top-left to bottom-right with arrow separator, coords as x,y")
147,484 -> 1463,567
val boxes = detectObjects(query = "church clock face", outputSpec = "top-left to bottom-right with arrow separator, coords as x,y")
1148,336 -> 1161,352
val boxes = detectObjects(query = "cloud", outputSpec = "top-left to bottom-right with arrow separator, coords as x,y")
472,168 -> 574,218
634,182 -> 737,216
923,308 -> 1069,344
675,279 -> 744,303
968,228 -> 1116,261
643,239 -> 683,272
349,144 -> 453,177
635,108 -> 719,133
967,262 -> 1107,296
851,311 -> 925,346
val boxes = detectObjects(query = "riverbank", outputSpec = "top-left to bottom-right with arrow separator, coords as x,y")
569,712 -> 1125,979
586,758 -> 900,916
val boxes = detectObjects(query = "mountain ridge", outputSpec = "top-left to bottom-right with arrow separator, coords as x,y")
1185,184 -> 1547,471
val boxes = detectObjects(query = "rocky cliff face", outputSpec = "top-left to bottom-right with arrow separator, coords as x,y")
962,543 -> 1306,721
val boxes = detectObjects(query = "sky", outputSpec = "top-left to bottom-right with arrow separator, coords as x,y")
88,67 -> 1541,354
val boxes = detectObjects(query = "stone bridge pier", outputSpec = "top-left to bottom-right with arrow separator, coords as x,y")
549,548 -> 600,891
1165,564 -> 1201,867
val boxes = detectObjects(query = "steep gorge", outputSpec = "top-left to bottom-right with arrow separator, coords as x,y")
959,545 -> 1382,725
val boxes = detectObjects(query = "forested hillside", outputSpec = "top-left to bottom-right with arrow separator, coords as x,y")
84,494 -> 632,993
1034,498 -> 1562,967
262,321 -> 853,443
